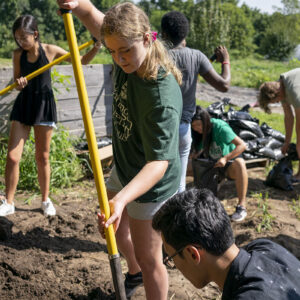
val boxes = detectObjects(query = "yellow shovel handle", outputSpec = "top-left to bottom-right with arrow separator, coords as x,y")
62,12 -> 118,256
0,40 -> 93,97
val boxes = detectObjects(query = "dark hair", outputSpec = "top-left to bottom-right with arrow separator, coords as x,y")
258,82 -> 280,114
152,188 -> 234,256
12,15 -> 40,48
191,106 -> 213,157
161,11 -> 189,48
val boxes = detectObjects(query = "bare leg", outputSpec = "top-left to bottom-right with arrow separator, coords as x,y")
226,158 -> 248,208
5,121 -> 31,204
107,190 -> 141,274
294,161 -> 300,180
129,217 -> 168,300
34,125 -> 53,202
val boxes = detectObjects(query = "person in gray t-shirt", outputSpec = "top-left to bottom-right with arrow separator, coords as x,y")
161,11 -> 231,193
259,68 -> 300,179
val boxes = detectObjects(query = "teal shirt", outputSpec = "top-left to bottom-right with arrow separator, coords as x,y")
112,65 -> 182,203
196,118 -> 236,160
281,68 -> 300,108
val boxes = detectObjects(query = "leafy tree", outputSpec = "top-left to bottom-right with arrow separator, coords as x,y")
258,12 -> 300,60
278,0 -> 300,14
220,3 -> 255,56
187,0 -> 230,56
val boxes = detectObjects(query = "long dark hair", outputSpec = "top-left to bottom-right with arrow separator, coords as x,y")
12,15 -> 40,48
191,106 -> 213,157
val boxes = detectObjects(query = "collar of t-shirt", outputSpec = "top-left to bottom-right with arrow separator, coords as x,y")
222,248 -> 251,300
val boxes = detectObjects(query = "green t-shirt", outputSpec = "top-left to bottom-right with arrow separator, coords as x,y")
195,118 -> 236,160
281,68 -> 300,108
112,65 -> 182,203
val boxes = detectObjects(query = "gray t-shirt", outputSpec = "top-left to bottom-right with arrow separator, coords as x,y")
280,68 -> 300,108
170,47 -> 212,123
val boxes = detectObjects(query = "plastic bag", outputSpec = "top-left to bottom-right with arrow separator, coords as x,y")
192,158 -> 222,196
261,122 -> 285,142
239,130 -> 258,140
287,143 -> 299,161
206,98 -> 231,119
265,157 -> 294,191
229,119 -> 264,138
226,109 -> 257,122
258,147 -> 276,159
257,137 -> 272,146
265,138 -> 283,150
245,140 -> 259,153
243,152 -> 260,160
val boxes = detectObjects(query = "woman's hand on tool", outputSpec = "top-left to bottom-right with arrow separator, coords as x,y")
97,198 -> 126,237
16,77 -> 28,90
56,0 -> 79,10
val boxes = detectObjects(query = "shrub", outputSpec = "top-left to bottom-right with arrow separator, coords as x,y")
0,125 -> 84,192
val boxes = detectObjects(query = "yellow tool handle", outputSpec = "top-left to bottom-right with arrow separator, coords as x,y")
0,40 -> 93,97
62,12 -> 118,256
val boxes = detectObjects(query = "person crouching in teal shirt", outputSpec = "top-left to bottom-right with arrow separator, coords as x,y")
191,106 -> 248,222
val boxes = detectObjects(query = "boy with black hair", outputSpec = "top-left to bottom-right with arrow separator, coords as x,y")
161,11 -> 231,197
152,188 -> 300,300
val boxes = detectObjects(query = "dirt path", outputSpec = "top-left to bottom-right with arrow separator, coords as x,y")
197,83 -> 284,114
0,168 -> 299,300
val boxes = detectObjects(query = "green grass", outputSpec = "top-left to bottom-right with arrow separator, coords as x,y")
201,54 -> 300,88
289,197 -> 300,220
89,49 -> 112,64
3,52 -> 299,88
0,57 -> 12,67
254,192 -> 275,233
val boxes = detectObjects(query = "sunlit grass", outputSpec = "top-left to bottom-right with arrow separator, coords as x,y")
201,54 -> 300,88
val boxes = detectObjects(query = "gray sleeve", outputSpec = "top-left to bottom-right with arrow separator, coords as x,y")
196,50 -> 213,76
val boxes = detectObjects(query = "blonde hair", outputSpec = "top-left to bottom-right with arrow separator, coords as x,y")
258,82 -> 280,114
101,2 -> 182,84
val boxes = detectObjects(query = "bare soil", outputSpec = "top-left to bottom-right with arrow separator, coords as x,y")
0,166 -> 299,300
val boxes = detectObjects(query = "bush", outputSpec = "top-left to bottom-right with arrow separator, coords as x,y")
0,125 -> 84,192
259,31 -> 297,61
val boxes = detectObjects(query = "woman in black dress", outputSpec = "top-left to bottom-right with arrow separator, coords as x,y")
0,15 -> 101,217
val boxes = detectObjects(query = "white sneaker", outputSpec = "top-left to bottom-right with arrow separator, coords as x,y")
0,199 -> 15,216
42,198 -> 56,217
231,205 -> 247,222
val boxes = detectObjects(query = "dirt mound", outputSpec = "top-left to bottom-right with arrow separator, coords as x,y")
0,170 -> 299,299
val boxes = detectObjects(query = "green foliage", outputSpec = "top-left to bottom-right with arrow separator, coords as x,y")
259,31 -> 297,61
289,197 -> 300,220
258,12 -> 300,60
0,126 -> 84,192
220,3 -> 255,56
88,49 -> 113,64
254,192 -> 275,233
187,0 -> 230,56
201,55 -> 300,88
51,68 -> 71,101
149,10 -> 168,32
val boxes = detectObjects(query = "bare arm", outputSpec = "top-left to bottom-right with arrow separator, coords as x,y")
45,43 -> 100,65
202,46 -> 231,92
282,102 -> 294,153
13,49 -> 21,82
215,136 -> 246,168
295,108 -> 300,158
104,160 -> 169,229
13,49 -> 28,90
57,0 -> 104,40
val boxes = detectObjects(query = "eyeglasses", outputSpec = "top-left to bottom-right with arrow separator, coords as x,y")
163,246 -> 185,268
163,244 -> 202,269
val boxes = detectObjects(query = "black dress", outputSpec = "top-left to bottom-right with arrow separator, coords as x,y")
10,44 -> 57,126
